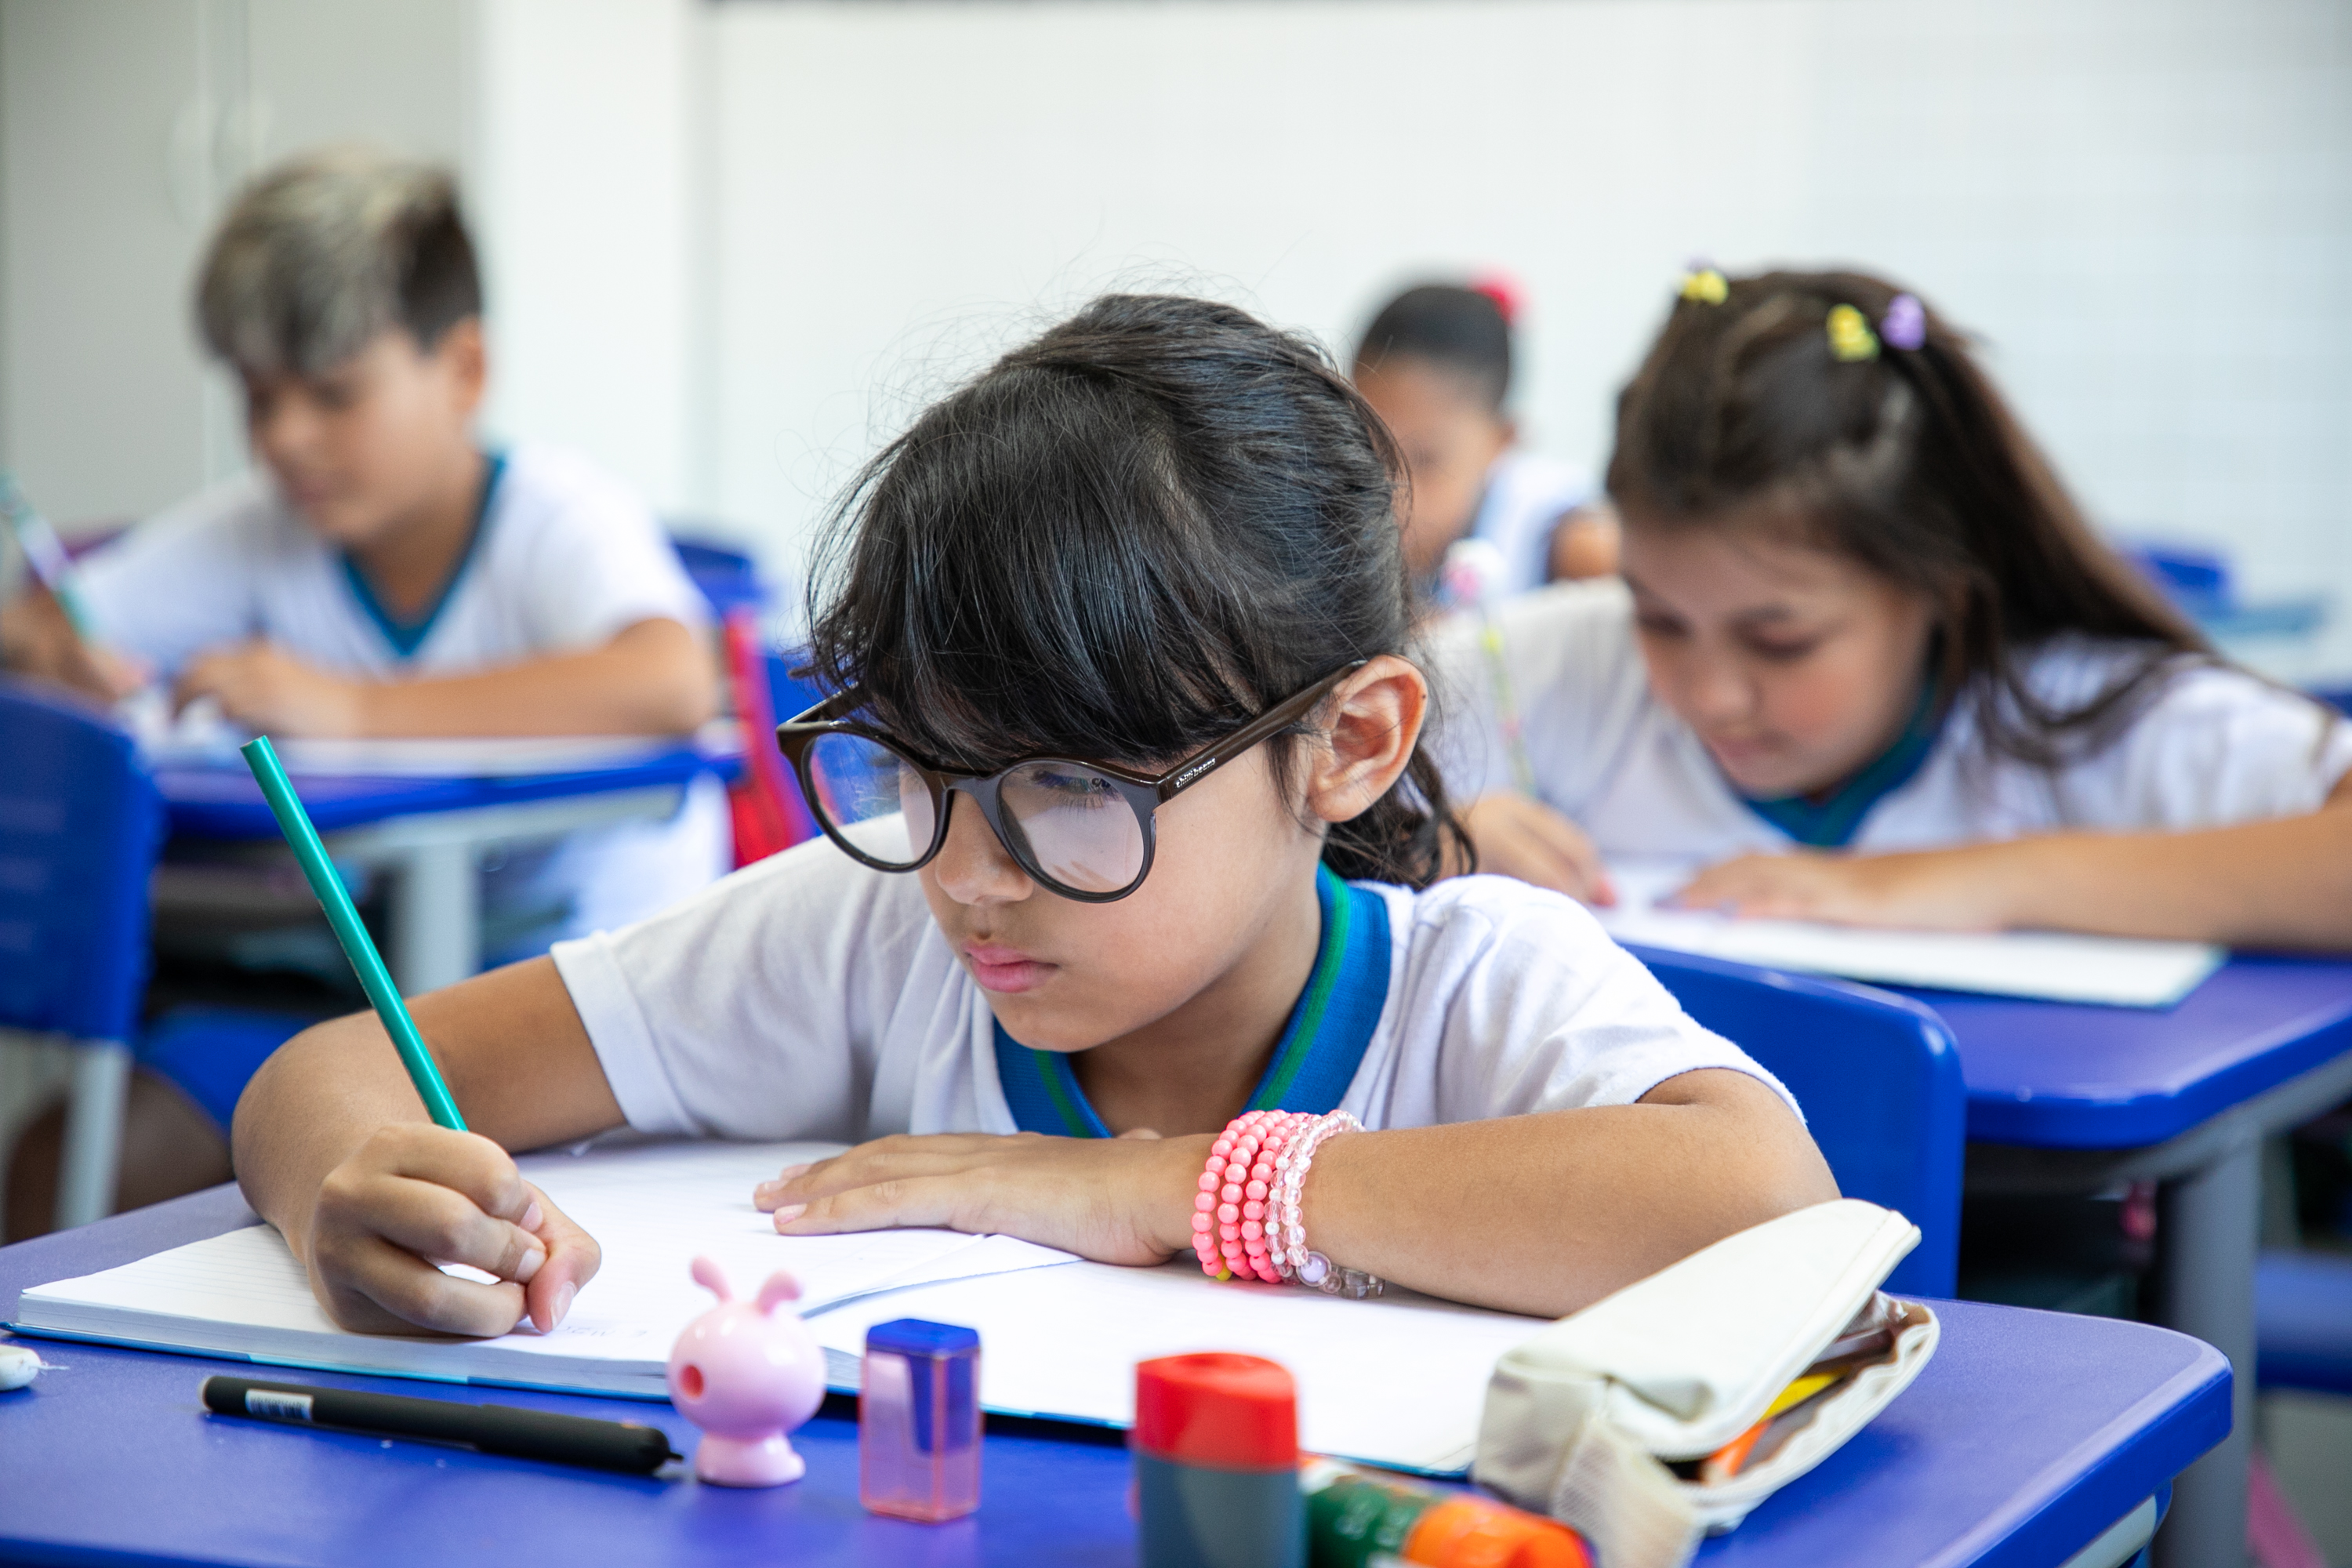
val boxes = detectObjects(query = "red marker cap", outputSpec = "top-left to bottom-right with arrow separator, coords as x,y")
1134,1353 -> 1298,1471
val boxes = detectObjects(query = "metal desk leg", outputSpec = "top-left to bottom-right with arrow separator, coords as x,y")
389,841 -> 481,996
2151,1139 -> 2257,1568
55,1040 -> 130,1230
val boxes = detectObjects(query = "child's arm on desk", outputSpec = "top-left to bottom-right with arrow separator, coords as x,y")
1675,774 -> 2352,949
176,616 -> 717,739
233,957 -> 626,1336
0,583 -> 145,700
756,1068 -> 1834,1321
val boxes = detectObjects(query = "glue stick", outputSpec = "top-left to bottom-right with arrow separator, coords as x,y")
1301,1459 -> 1592,1568
1135,1353 -> 1303,1568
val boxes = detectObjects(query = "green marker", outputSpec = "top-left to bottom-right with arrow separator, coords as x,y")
240,736 -> 467,1131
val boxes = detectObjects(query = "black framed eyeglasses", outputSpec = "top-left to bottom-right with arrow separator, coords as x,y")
775,661 -> 1368,903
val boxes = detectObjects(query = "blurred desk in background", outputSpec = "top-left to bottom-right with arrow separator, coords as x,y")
153,735 -> 741,994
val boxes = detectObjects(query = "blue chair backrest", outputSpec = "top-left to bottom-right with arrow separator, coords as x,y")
766,650 -> 825,726
0,679 -> 163,1041
1626,943 -> 1965,1298
668,535 -> 769,619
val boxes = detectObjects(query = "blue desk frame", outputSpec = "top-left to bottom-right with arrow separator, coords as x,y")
1903,955 -> 2352,1568
2,1185 -> 2230,1567
154,746 -> 739,994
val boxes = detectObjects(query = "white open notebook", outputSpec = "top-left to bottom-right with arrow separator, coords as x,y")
1596,859 -> 2223,1009
13,1140 -> 1545,1474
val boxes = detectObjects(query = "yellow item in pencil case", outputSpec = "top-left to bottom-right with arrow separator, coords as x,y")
1826,303 -> 1879,361
1680,268 -> 1730,305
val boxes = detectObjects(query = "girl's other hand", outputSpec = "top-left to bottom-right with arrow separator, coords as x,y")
306,1123 -> 601,1336
176,639 -> 366,736
1459,792 -> 1616,906
753,1131 -> 1210,1265
1671,846 -> 2017,931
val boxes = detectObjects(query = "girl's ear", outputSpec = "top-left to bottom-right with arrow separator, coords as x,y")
1302,655 -> 1427,826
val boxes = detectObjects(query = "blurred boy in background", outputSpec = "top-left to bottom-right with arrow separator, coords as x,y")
1352,281 -> 1619,598
1,146 -> 727,1232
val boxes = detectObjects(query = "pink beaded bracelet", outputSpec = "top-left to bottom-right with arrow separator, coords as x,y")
1269,1111 -> 1383,1299
1192,1108 -> 1382,1298
1192,1109 -> 1312,1284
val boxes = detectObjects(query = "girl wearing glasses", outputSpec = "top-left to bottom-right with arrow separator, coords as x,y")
233,295 -> 1834,1339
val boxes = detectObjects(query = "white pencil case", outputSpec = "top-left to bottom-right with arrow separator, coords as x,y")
1474,1200 -> 1940,1568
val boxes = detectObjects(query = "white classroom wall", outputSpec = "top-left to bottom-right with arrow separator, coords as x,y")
2,0 -> 2348,677
702,0 -> 2352,677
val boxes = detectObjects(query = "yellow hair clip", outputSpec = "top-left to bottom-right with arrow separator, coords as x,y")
1826,303 -> 1879,361
1679,268 -> 1729,305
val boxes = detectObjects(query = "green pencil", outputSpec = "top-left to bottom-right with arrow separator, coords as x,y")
240,736 -> 468,1131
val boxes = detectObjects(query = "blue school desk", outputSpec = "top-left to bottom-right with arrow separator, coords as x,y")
1901,956 -> 2352,1568
2,1185 -> 2229,1568
154,743 -> 734,994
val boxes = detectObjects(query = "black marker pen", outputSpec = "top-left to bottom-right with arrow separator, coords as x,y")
200,1375 -> 681,1475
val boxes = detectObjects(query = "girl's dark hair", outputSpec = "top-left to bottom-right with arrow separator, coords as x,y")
805,293 -> 1469,887
1353,285 -> 1512,414
1606,267 -> 2207,767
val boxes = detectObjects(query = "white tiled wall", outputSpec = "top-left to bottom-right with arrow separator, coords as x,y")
702,0 -> 2352,677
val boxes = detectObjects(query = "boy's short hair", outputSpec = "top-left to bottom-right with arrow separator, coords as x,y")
197,146 -> 481,377
1354,284 -> 1512,414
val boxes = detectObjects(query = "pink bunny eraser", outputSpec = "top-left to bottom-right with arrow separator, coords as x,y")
666,1255 -> 828,1486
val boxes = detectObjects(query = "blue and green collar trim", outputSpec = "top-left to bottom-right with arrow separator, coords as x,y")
1738,677 -> 1945,849
993,863 -> 1390,1138
341,449 -> 506,660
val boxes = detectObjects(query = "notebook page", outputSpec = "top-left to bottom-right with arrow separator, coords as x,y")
1598,858 -> 2223,1008
806,1259 -> 1548,1475
16,1141 -> 1073,1392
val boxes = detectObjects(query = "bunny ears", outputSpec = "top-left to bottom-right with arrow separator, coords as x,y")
1676,267 -> 1928,358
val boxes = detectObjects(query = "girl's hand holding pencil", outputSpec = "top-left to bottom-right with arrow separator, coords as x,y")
309,1123 -> 600,1337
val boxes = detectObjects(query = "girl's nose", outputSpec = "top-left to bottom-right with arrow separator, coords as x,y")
1683,653 -> 1757,724
929,793 -> 1035,906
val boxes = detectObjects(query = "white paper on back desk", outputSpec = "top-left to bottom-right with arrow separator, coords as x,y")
13,1138 -> 1547,1473
1596,858 -> 2223,1008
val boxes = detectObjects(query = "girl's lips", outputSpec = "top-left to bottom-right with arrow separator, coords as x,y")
962,943 -> 1054,994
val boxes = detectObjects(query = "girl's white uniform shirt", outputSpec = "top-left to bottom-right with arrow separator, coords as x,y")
81,443 -> 731,946
1432,579 -> 2352,860
550,837 -> 1795,1143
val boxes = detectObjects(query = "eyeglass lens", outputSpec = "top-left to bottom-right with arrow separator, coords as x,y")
801,734 -> 1146,895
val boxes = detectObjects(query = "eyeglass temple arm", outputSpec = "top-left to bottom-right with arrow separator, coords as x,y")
1152,660 -> 1369,803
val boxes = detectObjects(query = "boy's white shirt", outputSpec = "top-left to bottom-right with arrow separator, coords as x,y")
80,442 -> 708,677
1431,579 -> 2352,862
550,838 -> 1796,1142
81,441 -> 730,948
1469,451 -> 1594,599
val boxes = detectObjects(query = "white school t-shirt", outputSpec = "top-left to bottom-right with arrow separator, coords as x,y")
1468,452 -> 1595,600
547,836 -> 1794,1143
1431,579 -> 2352,862
80,442 -> 731,949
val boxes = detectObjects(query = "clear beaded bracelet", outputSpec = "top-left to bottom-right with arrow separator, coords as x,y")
1267,1110 -> 1383,1298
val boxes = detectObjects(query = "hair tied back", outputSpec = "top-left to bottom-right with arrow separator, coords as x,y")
1469,272 -> 1522,326
1881,292 -> 1927,350
1826,303 -> 1879,361
1679,266 -> 1730,305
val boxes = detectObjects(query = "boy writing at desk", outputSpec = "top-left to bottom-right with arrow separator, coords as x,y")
1,147 -> 727,1232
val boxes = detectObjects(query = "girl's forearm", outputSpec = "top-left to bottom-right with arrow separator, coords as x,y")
353,618 -> 717,738
1991,802 -> 2352,949
1288,1071 -> 1836,1319
232,958 -> 627,1258
233,1015 -> 442,1261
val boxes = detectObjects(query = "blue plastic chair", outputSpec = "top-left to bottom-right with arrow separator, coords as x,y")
2256,1250 -> 2352,1397
0,678 -> 163,1227
668,535 -> 770,619
1624,944 -> 1967,1298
